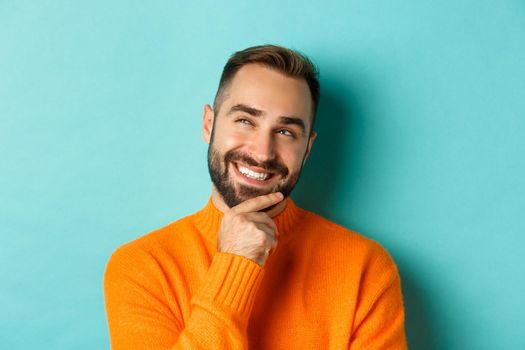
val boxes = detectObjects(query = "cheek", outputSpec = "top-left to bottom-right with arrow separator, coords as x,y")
224,132 -> 246,148
213,127 -> 247,150
281,145 -> 308,171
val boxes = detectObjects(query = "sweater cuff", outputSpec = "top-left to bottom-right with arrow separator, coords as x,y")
192,252 -> 264,322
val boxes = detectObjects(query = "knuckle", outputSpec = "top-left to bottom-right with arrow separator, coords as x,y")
233,214 -> 246,224
253,229 -> 265,240
267,234 -> 277,246
246,220 -> 258,230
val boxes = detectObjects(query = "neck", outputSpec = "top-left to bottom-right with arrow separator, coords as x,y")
211,186 -> 288,218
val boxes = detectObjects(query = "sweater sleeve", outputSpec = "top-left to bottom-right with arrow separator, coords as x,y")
104,247 -> 264,350
349,245 -> 408,350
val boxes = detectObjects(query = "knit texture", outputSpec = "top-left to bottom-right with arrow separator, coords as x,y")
104,198 -> 407,349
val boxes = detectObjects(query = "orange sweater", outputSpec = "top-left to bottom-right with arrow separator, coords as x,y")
104,198 -> 407,349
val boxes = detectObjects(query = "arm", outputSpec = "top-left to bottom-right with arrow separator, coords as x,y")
350,248 -> 408,349
104,193 -> 283,349
104,249 -> 264,350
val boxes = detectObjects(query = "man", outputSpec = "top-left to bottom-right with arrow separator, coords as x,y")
104,45 -> 407,349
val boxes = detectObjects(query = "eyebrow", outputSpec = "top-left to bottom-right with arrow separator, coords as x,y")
227,104 -> 264,117
227,103 -> 307,134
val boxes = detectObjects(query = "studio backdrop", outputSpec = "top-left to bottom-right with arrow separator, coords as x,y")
1,1 -> 524,349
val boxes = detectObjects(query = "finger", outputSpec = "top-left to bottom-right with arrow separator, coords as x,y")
265,235 -> 279,255
245,212 -> 279,238
254,222 -> 278,239
258,228 -> 278,251
267,242 -> 278,256
230,192 -> 284,214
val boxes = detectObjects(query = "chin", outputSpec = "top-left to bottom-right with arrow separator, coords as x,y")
236,183 -> 278,199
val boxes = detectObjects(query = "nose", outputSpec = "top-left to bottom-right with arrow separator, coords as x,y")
248,130 -> 275,163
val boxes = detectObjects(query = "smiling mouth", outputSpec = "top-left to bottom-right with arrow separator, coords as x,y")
232,162 -> 277,183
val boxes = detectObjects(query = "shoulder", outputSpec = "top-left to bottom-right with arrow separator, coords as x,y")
104,214 -> 198,278
297,208 -> 398,274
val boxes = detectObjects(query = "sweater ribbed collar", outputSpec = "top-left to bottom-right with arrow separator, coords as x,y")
192,197 -> 304,243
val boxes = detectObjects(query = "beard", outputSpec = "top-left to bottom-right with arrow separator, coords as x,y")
207,143 -> 303,210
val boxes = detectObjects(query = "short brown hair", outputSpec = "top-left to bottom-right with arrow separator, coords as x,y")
213,44 -> 320,132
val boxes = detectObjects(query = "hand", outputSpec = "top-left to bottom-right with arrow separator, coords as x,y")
217,192 -> 284,266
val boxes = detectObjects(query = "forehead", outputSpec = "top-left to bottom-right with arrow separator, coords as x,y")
222,64 -> 313,127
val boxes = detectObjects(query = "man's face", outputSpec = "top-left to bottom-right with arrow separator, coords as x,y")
203,64 -> 316,209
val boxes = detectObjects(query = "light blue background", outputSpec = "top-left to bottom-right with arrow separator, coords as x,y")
1,1 -> 524,349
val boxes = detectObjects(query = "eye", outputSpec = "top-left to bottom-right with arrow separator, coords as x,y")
277,129 -> 295,137
235,118 -> 253,126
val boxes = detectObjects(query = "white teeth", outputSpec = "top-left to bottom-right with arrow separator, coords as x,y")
238,165 -> 269,181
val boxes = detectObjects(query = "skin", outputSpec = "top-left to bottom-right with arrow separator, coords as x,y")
202,63 -> 317,265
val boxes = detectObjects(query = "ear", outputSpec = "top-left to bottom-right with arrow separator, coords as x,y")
202,104 -> 215,144
303,131 -> 317,163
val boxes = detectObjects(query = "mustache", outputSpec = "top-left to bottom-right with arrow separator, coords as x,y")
224,150 -> 289,177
